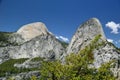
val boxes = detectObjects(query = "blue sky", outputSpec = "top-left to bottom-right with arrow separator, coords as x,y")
0,0 -> 120,47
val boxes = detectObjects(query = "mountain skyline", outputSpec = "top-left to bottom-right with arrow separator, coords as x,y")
0,0 -> 120,47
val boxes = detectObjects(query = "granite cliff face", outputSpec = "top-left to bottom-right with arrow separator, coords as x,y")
17,22 -> 50,41
67,18 -> 120,79
67,18 -> 106,54
9,34 -> 65,59
0,22 -> 65,64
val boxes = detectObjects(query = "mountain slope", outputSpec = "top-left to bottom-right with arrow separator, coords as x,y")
0,22 -> 65,64
67,18 -> 106,54
67,18 -> 120,79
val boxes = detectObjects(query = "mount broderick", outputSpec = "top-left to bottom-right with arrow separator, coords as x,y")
0,18 -> 119,79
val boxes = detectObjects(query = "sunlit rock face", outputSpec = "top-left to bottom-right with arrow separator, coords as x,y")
17,22 -> 49,41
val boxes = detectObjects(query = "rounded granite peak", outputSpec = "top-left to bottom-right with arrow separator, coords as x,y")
88,17 -> 101,25
17,22 -> 49,41
90,17 -> 99,21
67,18 -> 106,54
81,18 -> 101,27
80,17 -> 106,40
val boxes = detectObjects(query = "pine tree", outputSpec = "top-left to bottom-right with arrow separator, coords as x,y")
40,35 -> 116,80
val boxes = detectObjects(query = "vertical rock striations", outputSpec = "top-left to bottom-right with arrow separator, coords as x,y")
67,18 -> 106,54
67,18 -> 120,79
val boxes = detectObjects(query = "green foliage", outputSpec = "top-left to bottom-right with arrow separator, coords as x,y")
96,61 -> 115,80
31,75 -> 37,80
0,58 -> 40,77
0,58 -> 27,77
0,32 -> 12,47
0,32 -> 18,47
0,32 -> 19,47
31,57 -> 44,62
0,32 -> 12,41
40,35 -> 116,80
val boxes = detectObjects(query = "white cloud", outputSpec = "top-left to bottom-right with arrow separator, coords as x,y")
106,21 -> 120,34
107,39 -> 113,43
59,36 -> 69,42
55,36 -> 59,39
55,35 -> 69,42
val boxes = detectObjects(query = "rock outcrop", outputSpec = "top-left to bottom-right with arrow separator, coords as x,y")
67,18 -> 106,54
17,22 -> 50,41
8,34 -> 65,60
0,22 -> 65,64
67,18 -> 120,79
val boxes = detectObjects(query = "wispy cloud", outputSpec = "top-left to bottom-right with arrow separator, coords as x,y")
55,36 -> 59,39
56,35 -> 69,42
106,21 -> 120,34
107,39 -> 113,43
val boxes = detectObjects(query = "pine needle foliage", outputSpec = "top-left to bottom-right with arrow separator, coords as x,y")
40,35 -> 116,80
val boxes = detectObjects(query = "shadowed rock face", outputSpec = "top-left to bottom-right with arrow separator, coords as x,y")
67,18 -> 106,54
